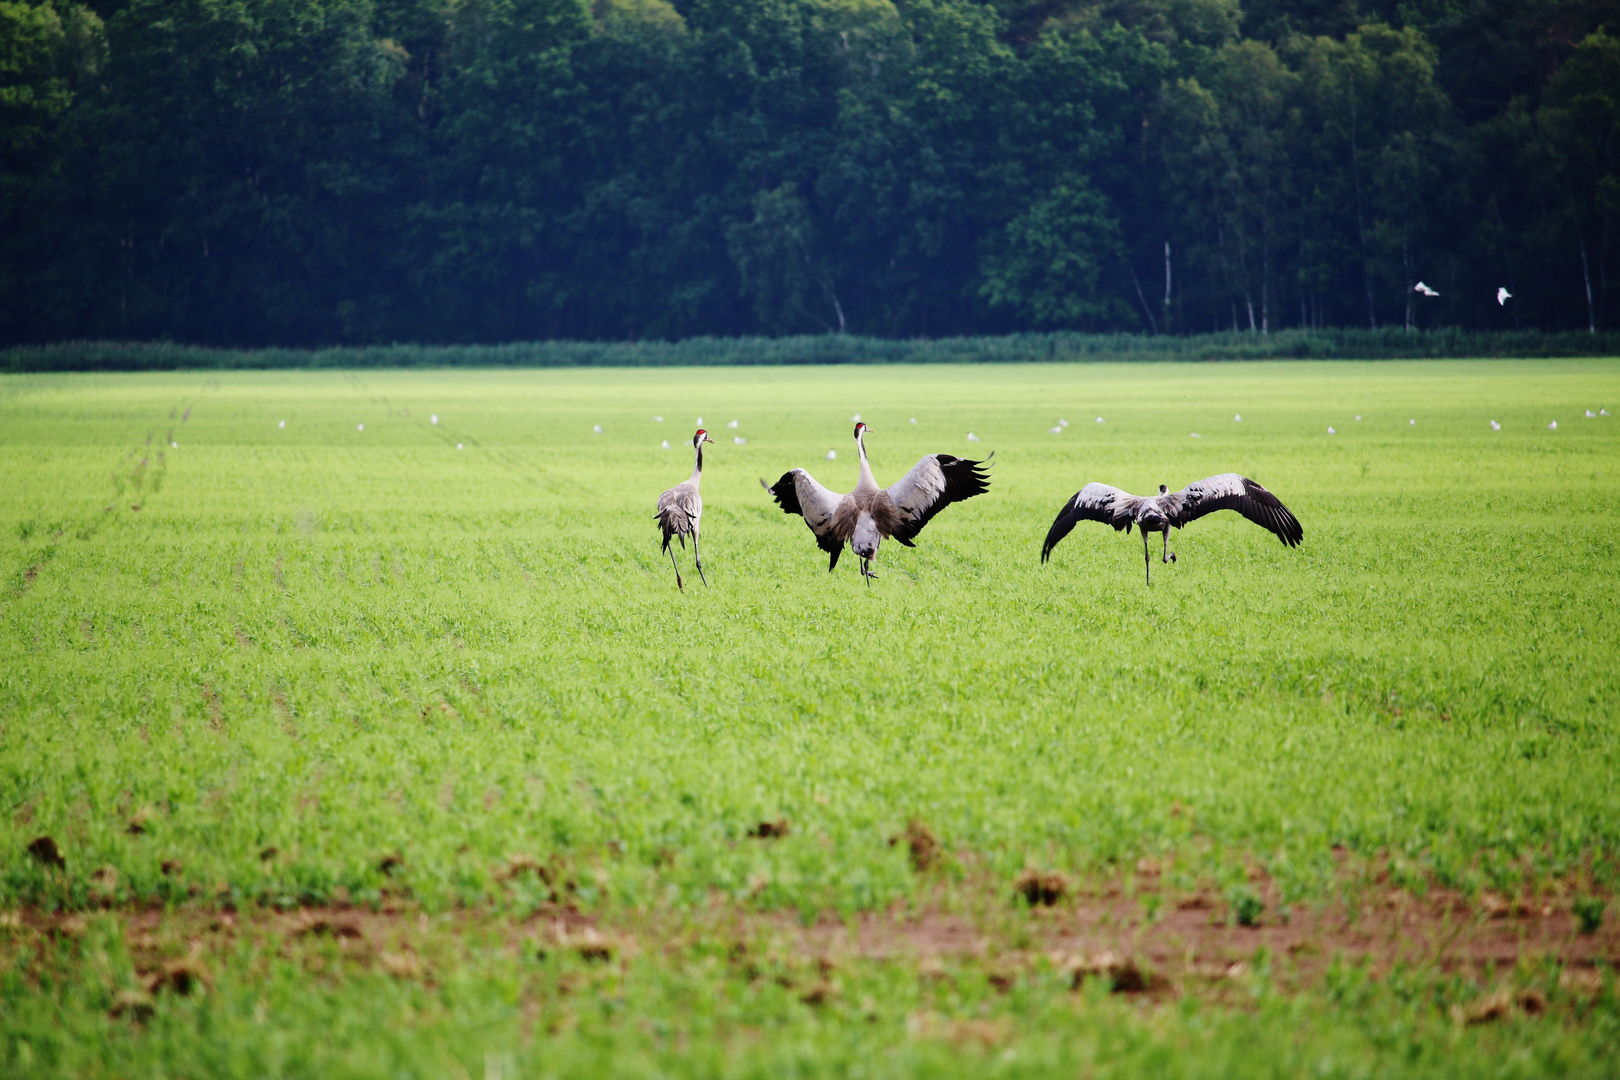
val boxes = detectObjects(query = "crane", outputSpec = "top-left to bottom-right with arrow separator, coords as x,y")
762,422 -> 991,583
1041,473 -> 1302,584
656,428 -> 714,590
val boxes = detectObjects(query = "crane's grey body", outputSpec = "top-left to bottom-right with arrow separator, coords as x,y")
1041,473 -> 1302,584
764,423 -> 991,583
656,429 -> 714,590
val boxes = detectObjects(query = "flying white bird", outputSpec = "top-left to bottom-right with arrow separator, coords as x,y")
1497,287 -> 1512,305
593,425 -> 603,433
1490,420 -> 1500,431
763,422 -> 991,584
727,420 -> 739,429
278,420 -> 286,429
1042,474 -> 1302,584
967,432 -> 981,442
1549,420 -> 1558,430
733,436 -> 747,445
1049,426 -> 1063,435
656,429 -> 714,591
1413,282 -> 1439,297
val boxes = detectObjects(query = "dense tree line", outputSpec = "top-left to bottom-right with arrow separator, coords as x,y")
1,0 -> 1615,344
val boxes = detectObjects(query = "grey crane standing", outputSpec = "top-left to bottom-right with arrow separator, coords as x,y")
1041,473 -> 1302,584
656,428 -> 714,590
762,422 -> 991,583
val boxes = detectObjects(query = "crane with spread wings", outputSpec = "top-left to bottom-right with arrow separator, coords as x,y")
1041,474 -> 1302,584
762,422 -> 991,583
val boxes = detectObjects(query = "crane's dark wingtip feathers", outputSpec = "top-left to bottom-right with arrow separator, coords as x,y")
764,472 -> 802,516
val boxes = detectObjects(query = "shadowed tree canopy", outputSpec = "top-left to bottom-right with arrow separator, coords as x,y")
0,0 -> 1613,344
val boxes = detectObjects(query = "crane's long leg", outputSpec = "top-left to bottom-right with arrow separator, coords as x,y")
1142,530 -> 1151,585
693,528 -> 708,587
667,545 -> 684,592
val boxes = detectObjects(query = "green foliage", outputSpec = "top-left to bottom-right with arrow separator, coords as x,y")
2,0 -> 1619,343
6,327 -> 1620,371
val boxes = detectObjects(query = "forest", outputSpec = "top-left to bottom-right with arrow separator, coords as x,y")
0,0 -> 1616,345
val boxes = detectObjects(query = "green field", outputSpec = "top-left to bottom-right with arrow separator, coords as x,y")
3,360 -> 1618,1077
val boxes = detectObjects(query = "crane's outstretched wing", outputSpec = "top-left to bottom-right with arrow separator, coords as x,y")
1040,483 -> 1141,563
1164,473 -> 1302,547
884,453 -> 993,546
762,469 -> 848,570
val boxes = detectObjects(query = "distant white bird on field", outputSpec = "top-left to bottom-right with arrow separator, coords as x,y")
661,440 -> 671,449
653,416 -> 663,422
1355,415 -> 1362,421
852,414 -> 862,422
1498,287 -> 1512,305
733,436 -> 747,445
825,449 -> 838,460
456,443 -> 463,450
430,414 -> 439,425
1490,420 -> 1500,431
1190,432 -> 1201,438
967,432 -> 981,442
1413,281 -> 1439,297
1234,414 -> 1242,422
1096,416 -> 1105,424
593,424 -> 603,433
696,417 -> 703,425
1049,426 -> 1063,435
656,428 -> 714,591
1549,420 -> 1558,430
727,420 -> 739,429
357,424 -> 364,432
763,422 -> 991,584
1328,427 -> 1336,434
1603,408 -> 1611,416
1587,410 -> 1597,418
278,420 -> 286,428
1058,419 -> 1069,428
1042,475 -> 1302,585
910,417 -> 917,424
1409,419 -> 1416,425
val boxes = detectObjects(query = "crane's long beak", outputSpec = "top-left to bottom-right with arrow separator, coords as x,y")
703,434 -> 714,444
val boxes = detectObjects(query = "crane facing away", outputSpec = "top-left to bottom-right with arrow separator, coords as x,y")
1041,473 -> 1302,584
763,422 -> 991,583
656,428 -> 714,590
